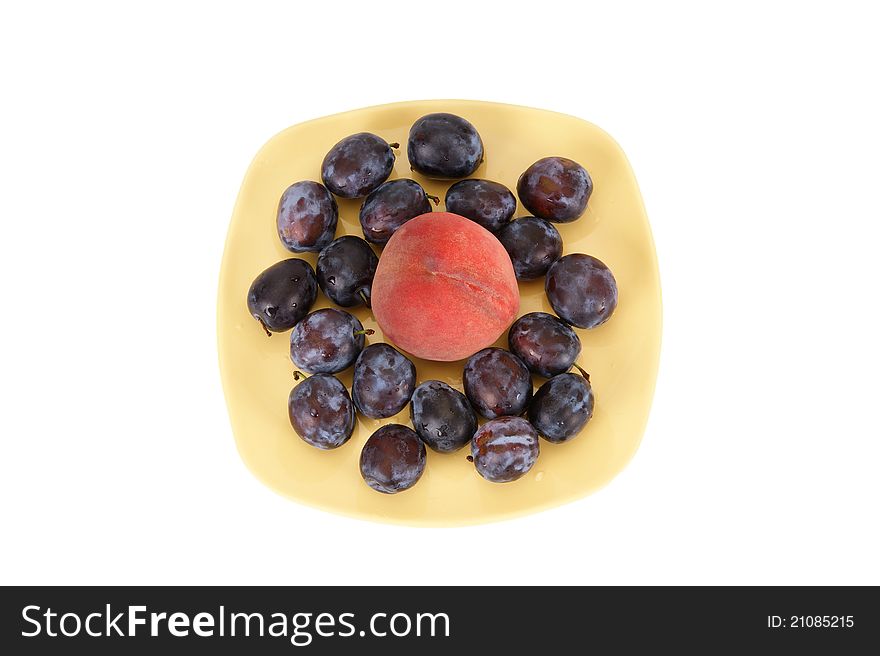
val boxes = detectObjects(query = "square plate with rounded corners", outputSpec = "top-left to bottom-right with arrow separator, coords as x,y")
218,100 -> 661,526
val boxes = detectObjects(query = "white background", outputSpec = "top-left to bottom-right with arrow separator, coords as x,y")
2,1 -> 878,585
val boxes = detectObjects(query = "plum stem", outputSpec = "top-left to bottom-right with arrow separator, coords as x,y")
358,289 -> 371,308
426,193 -> 440,206
388,142 -> 400,149
353,328 -> 375,337
293,370 -> 309,380
257,317 -> 272,337
571,363 -> 590,381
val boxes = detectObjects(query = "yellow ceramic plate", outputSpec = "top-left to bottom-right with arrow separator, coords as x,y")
218,100 -> 661,526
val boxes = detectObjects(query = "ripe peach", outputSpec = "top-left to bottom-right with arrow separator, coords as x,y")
372,212 -> 519,361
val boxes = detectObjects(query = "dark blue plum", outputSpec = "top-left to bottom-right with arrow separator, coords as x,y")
321,132 -> 396,199
287,374 -> 355,449
410,381 -> 477,453
246,258 -> 317,335
289,308 -> 370,374
508,312 -> 581,378
351,343 -> 416,419
545,254 -> 618,329
359,179 -> 437,245
276,181 -> 338,253
359,424 -> 426,494
407,113 -> 483,179
517,157 -> 592,223
528,373 -> 594,443
497,216 -> 562,280
444,179 -> 515,233
316,236 -> 378,308
471,416 -> 539,483
463,348 -> 533,420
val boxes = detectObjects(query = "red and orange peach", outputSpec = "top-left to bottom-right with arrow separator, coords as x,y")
372,212 -> 519,361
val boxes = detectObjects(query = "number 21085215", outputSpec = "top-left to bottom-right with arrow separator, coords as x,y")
768,615 -> 854,629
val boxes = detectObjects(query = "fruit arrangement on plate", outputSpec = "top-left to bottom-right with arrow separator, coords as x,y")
246,112 -> 619,494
